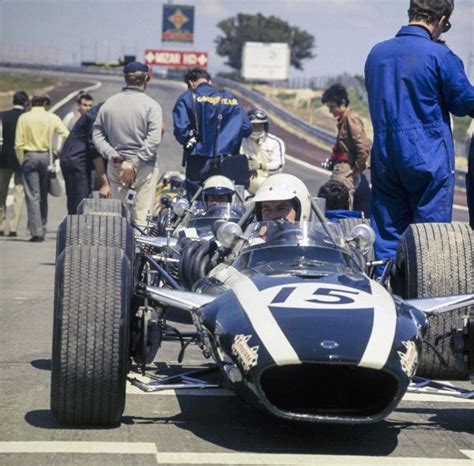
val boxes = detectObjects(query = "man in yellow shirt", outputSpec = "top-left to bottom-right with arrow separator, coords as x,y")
15,92 -> 69,241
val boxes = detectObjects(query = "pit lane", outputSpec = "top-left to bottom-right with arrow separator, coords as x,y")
0,72 -> 472,465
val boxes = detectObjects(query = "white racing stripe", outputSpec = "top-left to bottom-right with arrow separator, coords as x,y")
232,276 -> 301,366
358,280 -> 397,370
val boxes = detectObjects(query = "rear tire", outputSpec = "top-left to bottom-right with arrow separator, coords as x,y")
77,198 -> 129,220
56,214 -> 134,263
51,245 -> 131,426
392,223 -> 474,380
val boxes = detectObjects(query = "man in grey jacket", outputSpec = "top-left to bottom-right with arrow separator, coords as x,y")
93,61 -> 162,223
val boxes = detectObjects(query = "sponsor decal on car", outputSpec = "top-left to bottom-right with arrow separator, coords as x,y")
232,334 -> 259,372
398,340 -> 418,376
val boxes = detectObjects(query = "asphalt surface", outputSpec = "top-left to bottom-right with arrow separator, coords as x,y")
0,72 -> 472,465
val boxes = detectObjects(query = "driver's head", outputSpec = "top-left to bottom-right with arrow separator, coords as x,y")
253,174 -> 312,222
202,175 -> 235,207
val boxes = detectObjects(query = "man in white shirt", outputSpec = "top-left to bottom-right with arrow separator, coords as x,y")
240,109 -> 285,195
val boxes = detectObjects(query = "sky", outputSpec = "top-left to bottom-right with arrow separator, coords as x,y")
0,0 -> 473,79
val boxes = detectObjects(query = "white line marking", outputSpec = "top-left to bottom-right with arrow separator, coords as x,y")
0,441 -> 157,455
358,281 -> 397,370
285,153 -> 469,212
402,393 -> 473,403
153,452 -> 474,465
460,451 -> 474,460
232,276 -> 301,366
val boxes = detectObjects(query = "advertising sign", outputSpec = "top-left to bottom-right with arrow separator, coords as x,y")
144,49 -> 208,68
242,42 -> 290,81
162,5 -> 195,43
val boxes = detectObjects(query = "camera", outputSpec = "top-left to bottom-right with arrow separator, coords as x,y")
321,158 -> 334,171
126,188 -> 137,206
185,130 -> 198,150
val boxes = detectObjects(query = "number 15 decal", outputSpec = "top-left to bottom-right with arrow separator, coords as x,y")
271,286 -> 359,306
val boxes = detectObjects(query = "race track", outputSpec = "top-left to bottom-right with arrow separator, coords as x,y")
0,71 -> 472,465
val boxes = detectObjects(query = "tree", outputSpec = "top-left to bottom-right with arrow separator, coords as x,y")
215,13 -> 316,72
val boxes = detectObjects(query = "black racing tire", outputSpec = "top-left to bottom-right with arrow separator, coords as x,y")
392,222 -> 474,380
77,198 -> 130,220
338,217 -> 375,261
56,214 -> 134,264
51,245 -> 131,426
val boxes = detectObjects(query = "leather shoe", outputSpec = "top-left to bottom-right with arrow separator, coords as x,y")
29,236 -> 45,242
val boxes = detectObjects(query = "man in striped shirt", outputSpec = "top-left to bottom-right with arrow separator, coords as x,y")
240,109 -> 285,195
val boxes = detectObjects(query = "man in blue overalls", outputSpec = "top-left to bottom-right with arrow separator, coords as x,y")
365,0 -> 474,266
173,67 -> 252,198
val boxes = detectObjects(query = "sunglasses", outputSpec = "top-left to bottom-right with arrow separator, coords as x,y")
441,18 -> 451,33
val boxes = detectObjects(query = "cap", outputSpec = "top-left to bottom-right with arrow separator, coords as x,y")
123,61 -> 149,74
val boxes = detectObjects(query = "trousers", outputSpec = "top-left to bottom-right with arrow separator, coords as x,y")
107,162 -> 159,225
21,152 -> 50,237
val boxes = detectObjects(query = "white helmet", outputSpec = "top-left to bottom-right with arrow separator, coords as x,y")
202,175 -> 235,200
252,174 -> 312,221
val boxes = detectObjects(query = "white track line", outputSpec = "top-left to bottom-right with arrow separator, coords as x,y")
285,153 -> 470,212
0,443 -> 472,465
0,441 -> 156,454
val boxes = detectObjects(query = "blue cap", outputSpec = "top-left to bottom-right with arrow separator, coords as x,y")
123,61 -> 149,74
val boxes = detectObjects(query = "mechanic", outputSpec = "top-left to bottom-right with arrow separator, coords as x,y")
93,61 -> 162,224
240,109 -> 286,195
60,102 -> 110,214
202,175 -> 235,206
252,173 -> 311,222
365,0 -> 474,266
318,180 -> 364,221
172,67 -> 252,198
321,84 -> 371,209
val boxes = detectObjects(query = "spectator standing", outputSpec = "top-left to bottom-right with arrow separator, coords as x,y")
173,67 -> 252,198
240,109 -> 285,195
0,90 -> 29,236
61,103 -> 109,214
62,91 -> 94,131
321,84 -> 371,209
93,62 -> 162,224
365,0 -> 474,264
15,92 -> 69,241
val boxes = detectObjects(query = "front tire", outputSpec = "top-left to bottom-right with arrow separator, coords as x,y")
392,223 -> 473,380
51,245 -> 131,426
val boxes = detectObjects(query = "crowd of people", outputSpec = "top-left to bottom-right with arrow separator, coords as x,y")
0,0 -> 473,268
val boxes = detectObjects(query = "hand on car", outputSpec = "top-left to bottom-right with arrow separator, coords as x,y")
99,182 -> 112,199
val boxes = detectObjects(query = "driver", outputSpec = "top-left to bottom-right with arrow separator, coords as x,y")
253,173 -> 311,222
202,175 -> 235,208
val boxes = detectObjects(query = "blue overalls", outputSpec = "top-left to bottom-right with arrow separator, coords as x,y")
365,25 -> 474,263
173,83 -> 252,197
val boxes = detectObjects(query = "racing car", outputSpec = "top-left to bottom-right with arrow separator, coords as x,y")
50,175 -> 474,427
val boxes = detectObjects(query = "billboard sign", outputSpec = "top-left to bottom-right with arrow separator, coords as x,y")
145,49 -> 208,68
242,42 -> 290,81
162,4 -> 195,43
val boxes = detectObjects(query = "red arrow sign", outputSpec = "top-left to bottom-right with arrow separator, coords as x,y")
144,49 -> 208,68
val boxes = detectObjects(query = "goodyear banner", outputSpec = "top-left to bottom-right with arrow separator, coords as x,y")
162,4 -> 195,43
